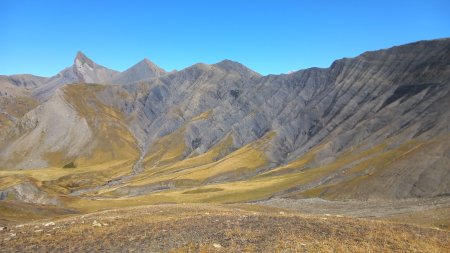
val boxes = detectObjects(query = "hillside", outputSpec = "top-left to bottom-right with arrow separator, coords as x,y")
0,39 -> 449,231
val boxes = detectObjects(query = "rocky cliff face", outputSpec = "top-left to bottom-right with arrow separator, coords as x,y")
0,39 -> 449,200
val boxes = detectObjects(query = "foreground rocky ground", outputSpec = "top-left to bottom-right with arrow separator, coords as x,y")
1,204 -> 449,252
259,196 -> 450,230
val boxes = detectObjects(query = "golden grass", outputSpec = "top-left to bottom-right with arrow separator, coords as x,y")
258,143 -> 323,177
143,126 -> 187,168
0,160 -> 132,182
1,131 -> 443,212
0,175 -> 23,190
52,133 -> 410,207
36,134 -> 442,215
105,132 -> 273,191
0,160 -> 134,201
0,200 -> 77,224
386,206 -> 450,230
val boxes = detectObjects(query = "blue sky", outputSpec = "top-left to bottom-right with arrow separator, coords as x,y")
1,0 -> 449,76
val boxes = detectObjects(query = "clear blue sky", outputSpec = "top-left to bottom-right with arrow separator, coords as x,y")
1,0 -> 449,76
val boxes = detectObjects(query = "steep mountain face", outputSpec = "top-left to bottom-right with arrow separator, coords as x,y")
0,39 -> 449,203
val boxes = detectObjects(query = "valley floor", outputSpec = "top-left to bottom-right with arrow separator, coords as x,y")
1,203 -> 449,252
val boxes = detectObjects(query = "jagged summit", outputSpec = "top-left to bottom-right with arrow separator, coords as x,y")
74,51 -> 95,67
72,51 -> 119,83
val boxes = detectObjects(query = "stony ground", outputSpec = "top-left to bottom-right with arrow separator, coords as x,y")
259,196 -> 450,230
1,204 -> 449,253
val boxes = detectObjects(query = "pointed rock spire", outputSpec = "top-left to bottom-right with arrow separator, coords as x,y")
74,51 -> 95,68
72,51 -> 119,84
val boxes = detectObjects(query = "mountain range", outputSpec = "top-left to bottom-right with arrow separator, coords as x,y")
0,39 -> 449,209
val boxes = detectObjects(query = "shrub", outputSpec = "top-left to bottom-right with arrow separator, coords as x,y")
63,161 -> 76,168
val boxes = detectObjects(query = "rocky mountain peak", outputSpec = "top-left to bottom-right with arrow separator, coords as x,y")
110,58 -> 166,85
71,51 -> 119,84
138,58 -> 165,74
141,58 -> 153,65
74,51 -> 95,68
